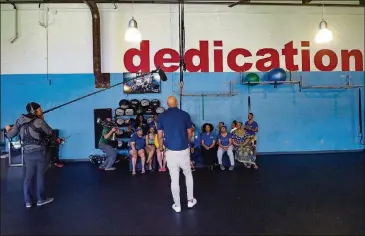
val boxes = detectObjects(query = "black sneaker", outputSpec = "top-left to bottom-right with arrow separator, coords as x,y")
37,198 -> 54,206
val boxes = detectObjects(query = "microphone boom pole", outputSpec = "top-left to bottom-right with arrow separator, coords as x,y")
178,0 -> 186,109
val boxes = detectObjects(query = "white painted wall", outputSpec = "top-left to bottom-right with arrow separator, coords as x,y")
1,3 -> 364,74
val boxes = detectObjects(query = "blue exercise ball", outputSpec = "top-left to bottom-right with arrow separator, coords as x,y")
268,68 -> 287,82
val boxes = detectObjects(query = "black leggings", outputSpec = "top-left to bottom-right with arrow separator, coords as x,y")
201,146 -> 217,166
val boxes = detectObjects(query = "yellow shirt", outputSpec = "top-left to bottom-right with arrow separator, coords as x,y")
154,134 -> 165,149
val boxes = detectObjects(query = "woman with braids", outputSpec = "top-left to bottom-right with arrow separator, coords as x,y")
232,121 -> 258,169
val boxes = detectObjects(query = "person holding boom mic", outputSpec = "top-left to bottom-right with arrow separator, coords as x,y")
4,102 -> 55,208
98,117 -> 121,171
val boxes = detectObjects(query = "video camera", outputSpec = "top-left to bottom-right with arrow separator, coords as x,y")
96,118 -> 118,129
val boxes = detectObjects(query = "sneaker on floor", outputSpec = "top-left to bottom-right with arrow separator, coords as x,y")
105,167 -> 116,171
25,202 -> 32,208
37,198 -> 54,206
172,204 -> 181,213
229,166 -> 234,171
187,198 -> 197,208
220,165 -> 225,170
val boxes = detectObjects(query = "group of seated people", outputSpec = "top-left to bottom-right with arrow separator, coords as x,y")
98,113 -> 259,174
191,113 -> 259,171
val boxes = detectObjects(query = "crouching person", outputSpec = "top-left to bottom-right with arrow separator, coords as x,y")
98,117 -> 121,171
4,102 -> 54,208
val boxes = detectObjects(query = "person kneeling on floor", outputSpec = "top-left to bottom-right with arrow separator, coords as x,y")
129,127 -> 147,175
98,117 -> 121,171
217,125 -> 235,171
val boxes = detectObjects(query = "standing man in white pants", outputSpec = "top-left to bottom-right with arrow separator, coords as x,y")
157,96 -> 197,213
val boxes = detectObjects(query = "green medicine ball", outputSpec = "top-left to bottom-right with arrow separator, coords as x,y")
244,73 -> 260,86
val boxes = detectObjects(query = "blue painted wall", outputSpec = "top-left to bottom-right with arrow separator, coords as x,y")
1,71 -> 364,159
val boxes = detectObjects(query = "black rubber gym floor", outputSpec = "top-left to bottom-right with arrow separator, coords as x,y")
1,151 -> 364,235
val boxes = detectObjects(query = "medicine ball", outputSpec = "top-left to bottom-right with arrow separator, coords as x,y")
115,108 -> 125,116
144,107 -> 155,115
244,73 -> 260,86
135,106 -> 144,115
155,107 -> 165,114
116,118 -> 124,127
150,99 -> 160,108
140,99 -> 150,107
268,68 -> 287,82
124,119 -> 133,127
119,99 -> 130,109
125,108 -> 134,116
130,99 -> 140,108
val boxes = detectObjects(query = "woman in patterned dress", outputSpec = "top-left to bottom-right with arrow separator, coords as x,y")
232,122 -> 258,169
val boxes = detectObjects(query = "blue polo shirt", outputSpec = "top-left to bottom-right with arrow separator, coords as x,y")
157,107 -> 193,151
244,121 -> 259,135
218,133 -> 232,146
201,132 -> 216,146
129,133 -> 146,150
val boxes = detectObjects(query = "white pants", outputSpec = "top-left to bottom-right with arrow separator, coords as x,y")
217,146 -> 234,166
165,148 -> 194,207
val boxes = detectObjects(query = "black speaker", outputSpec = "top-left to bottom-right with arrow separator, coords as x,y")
94,108 -> 112,148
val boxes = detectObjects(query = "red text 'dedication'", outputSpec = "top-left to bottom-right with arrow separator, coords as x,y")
123,40 -> 364,73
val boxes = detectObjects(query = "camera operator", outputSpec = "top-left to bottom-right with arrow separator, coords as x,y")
4,102 -> 54,208
98,117 -> 121,171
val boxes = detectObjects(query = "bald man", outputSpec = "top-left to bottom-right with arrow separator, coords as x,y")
157,96 -> 197,212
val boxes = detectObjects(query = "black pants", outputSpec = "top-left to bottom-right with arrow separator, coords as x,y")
201,146 -> 217,166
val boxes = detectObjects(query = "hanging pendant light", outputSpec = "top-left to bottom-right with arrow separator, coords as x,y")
315,4 -> 333,44
124,17 -> 142,43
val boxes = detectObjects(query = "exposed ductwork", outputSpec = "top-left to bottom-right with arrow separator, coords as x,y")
7,0 -> 18,43
1,0 -> 363,8
84,0 -> 110,88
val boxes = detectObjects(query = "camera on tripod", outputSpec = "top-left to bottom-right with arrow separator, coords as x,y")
96,118 -> 118,129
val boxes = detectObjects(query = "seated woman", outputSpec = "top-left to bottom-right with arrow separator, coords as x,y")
154,132 -> 166,172
129,127 -> 147,175
145,126 -> 156,171
232,121 -> 258,169
190,124 -> 201,171
217,125 -> 234,171
134,114 -> 148,135
201,123 -> 217,171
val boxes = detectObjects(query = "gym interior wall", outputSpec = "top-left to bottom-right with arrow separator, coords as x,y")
1,3 -> 364,159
